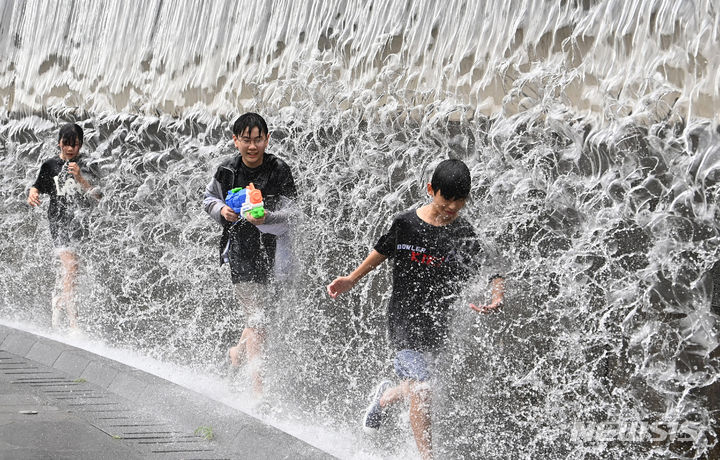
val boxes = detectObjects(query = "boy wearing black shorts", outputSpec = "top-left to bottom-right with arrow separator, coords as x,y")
27,123 -> 100,329
327,159 -> 505,459
203,112 -> 297,397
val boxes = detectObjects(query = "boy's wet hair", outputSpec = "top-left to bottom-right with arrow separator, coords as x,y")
431,159 -> 471,200
58,123 -> 83,147
233,112 -> 269,137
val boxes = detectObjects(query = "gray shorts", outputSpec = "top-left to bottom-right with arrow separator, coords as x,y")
393,349 -> 436,383
234,281 -> 274,328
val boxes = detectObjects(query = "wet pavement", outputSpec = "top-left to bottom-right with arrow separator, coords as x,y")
0,324 -> 333,459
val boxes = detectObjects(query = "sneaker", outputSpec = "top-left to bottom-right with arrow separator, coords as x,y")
363,380 -> 393,432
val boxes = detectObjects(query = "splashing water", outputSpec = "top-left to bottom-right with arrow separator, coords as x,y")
1,1 -> 719,458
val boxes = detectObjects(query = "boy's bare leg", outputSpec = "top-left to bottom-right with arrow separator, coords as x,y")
228,333 -> 247,366
379,380 -> 432,459
379,379 -> 410,407
243,326 -> 265,396
58,250 -> 79,329
409,385 -> 432,460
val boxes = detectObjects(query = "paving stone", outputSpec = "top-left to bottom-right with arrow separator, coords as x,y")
0,324 -> 334,459
108,371 -> 148,400
26,340 -> 67,366
54,350 -> 91,376
0,332 -> 37,356
80,360 -> 119,389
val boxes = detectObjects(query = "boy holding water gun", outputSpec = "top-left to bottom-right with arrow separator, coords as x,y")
27,123 -> 100,330
327,159 -> 505,460
203,112 -> 297,397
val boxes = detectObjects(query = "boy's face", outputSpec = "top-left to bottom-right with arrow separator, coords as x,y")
233,126 -> 269,168
427,183 -> 467,223
59,138 -> 81,161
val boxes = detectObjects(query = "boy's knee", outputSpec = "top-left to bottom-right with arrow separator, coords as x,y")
59,251 -> 79,269
242,326 -> 266,350
408,380 -> 432,398
407,381 -> 432,413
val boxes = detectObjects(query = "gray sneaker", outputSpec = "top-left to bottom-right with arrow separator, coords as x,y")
363,380 -> 393,432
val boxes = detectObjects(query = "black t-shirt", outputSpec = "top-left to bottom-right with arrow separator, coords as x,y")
214,153 -> 297,284
32,156 -> 95,242
375,209 -> 485,352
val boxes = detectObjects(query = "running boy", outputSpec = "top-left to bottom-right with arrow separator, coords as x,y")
27,123 -> 100,329
327,159 -> 505,459
203,112 -> 297,397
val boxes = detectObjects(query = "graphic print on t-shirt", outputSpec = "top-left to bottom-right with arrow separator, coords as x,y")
53,162 -> 82,198
398,244 -> 447,267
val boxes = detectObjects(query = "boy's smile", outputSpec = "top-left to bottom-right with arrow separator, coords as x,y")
234,126 -> 269,169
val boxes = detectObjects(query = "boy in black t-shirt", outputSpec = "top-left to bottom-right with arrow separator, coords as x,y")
203,112 -> 297,397
327,159 -> 504,460
28,123 -> 100,329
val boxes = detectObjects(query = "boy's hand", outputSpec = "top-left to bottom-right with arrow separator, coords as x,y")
473,277 -> 506,314
67,162 -> 93,190
67,162 -> 82,178
245,212 -> 266,226
470,301 -> 503,314
220,205 -> 239,223
327,276 -> 356,298
27,187 -> 41,207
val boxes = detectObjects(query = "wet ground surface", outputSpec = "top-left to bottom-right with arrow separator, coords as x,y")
0,324 -> 333,460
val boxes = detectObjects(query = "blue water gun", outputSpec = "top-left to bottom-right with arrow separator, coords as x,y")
225,183 -> 265,219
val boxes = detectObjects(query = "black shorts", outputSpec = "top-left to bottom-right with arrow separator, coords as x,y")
49,219 -> 88,249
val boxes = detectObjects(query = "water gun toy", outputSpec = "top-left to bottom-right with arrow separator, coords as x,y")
225,183 -> 265,219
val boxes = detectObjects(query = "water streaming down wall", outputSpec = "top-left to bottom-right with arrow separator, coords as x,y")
1,0 -> 719,458
1,0 -> 719,119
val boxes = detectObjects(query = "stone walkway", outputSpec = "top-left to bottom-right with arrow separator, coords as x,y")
0,324 -> 333,459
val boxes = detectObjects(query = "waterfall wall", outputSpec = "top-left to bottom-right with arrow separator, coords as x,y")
1,0 -> 719,120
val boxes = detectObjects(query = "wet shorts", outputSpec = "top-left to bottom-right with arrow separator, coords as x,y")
49,220 -> 87,250
393,349 -> 435,382
233,281 -> 274,328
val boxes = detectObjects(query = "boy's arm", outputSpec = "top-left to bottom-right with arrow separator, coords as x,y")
27,187 -> 41,206
249,163 -> 298,234
68,162 -> 92,191
470,276 -> 505,313
203,176 -> 238,225
71,162 -> 102,200
28,161 -> 50,206
252,195 -> 297,235
327,250 -> 387,298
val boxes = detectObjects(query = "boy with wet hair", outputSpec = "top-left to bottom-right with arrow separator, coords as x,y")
327,159 -> 505,459
203,112 -> 297,397
28,123 -> 100,329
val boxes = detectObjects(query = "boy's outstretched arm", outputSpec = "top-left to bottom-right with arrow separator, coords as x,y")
27,187 -> 41,206
470,276 -> 505,314
327,250 -> 387,298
